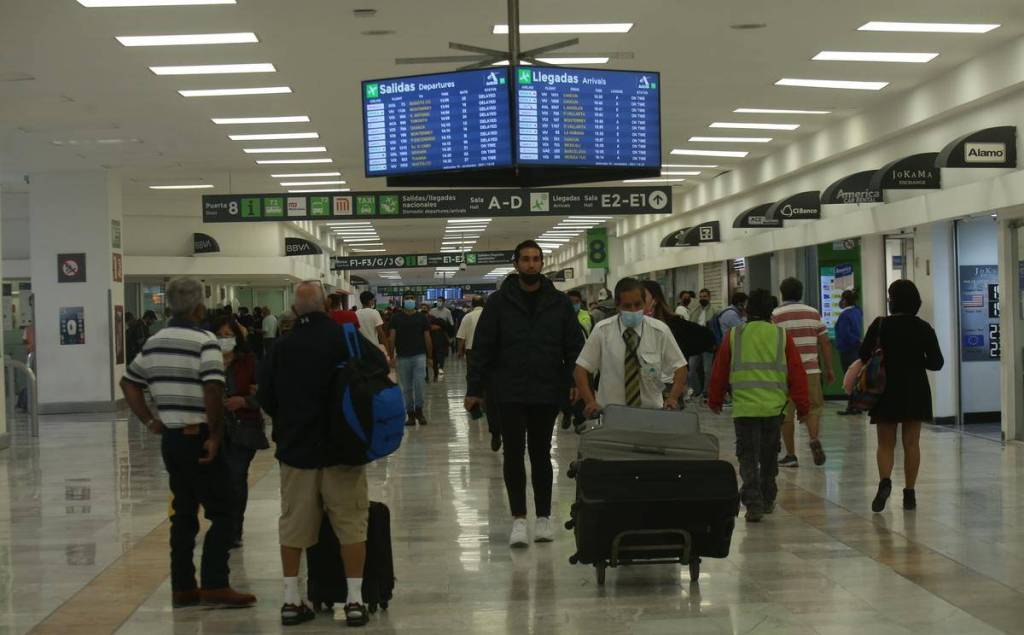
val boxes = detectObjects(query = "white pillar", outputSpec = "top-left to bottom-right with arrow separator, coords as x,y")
0,187 -> 7,448
29,172 -> 125,413
860,234 -> 886,325
921,222 -> 959,423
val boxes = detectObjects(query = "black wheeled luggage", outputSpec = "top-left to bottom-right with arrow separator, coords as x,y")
306,501 -> 395,613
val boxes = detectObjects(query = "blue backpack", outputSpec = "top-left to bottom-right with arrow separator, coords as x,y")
329,323 -> 406,465
709,307 -> 738,345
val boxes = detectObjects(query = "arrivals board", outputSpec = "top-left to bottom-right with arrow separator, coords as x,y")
362,69 -> 513,176
514,67 -> 660,168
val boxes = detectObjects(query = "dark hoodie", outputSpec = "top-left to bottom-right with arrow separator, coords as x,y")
467,275 -> 584,405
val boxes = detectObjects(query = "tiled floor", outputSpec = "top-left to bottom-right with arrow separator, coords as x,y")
6,359 -> 1024,633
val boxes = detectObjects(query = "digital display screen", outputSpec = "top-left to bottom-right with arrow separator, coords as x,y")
514,66 -> 660,168
362,69 -> 513,176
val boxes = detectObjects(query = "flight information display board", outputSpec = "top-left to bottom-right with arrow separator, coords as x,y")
362,69 -> 513,176
514,67 -> 660,168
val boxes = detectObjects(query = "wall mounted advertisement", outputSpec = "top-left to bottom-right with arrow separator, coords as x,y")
959,265 -> 1000,361
112,253 -> 123,283
114,305 -> 125,364
60,306 -> 85,345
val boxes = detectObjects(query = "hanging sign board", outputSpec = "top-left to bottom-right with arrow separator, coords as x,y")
193,233 -> 221,254
376,284 -> 496,295
732,202 -> 780,228
284,237 -> 323,256
587,227 -> 609,270
659,227 -> 687,247
869,152 -> 941,191
937,126 -> 1017,168
332,250 -> 513,271
202,187 -> 671,223
766,191 -> 820,222
679,221 -> 721,246
821,170 -> 882,205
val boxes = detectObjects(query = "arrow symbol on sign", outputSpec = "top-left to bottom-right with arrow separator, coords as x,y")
650,191 -> 668,210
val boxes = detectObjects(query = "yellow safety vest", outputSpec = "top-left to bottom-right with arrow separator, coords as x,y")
576,309 -> 593,337
729,321 -> 789,418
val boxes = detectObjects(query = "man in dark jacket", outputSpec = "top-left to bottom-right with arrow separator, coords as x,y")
465,240 -> 585,548
258,282 -> 386,628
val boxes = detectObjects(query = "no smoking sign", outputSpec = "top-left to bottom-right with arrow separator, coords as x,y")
57,253 -> 87,283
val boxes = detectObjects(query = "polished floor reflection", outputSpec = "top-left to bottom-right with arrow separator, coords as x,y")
4,360 -> 1024,633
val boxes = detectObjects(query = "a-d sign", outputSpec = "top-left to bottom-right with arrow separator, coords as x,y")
766,191 -> 820,222
284,237 -> 323,256
937,126 -> 1017,168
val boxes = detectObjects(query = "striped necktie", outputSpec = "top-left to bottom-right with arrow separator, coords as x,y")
623,328 -> 641,407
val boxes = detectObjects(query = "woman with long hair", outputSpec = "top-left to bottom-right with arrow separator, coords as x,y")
860,279 -> 943,513
640,280 -> 715,397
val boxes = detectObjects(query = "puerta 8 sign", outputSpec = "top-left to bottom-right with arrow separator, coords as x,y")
362,69 -> 513,177
515,66 -> 660,168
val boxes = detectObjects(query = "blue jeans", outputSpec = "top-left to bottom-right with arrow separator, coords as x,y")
701,351 -> 715,396
397,354 -> 427,411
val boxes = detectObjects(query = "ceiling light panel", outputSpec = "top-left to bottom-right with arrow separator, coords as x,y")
279,180 -> 346,186
448,218 -> 492,223
79,0 -> 235,5
257,158 -> 333,164
117,32 -> 257,46
271,171 -> 340,178
493,23 -> 633,34
710,122 -> 799,131
689,136 -> 772,143
180,86 -> 291,97
213,116 -> 310,124
151,63 -> 275,75
776,78 -> 888,91
230,132 -> 319,141
243,146 -> 326,154
857,21 -> 999,34
351,249 -> 386,253
671,149 -> 749,158
287,188 -> 348,192
149,184 -> 214,189
734,108 -> 830,115
661,171 -> 700,176
623,178 -> 686,183
812,51 -> 938,63
662,163 -> 718,168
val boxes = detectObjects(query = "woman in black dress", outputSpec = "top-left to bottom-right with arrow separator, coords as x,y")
859,280 -> 943,513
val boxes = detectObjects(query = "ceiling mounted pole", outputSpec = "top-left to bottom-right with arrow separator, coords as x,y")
507,0 -> 520,66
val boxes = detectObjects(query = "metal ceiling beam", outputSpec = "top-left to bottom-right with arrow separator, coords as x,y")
519,37 -> 580,58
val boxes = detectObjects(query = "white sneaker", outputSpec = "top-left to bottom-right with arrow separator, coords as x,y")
509,518 -> 529,548
534,517 -> 554,543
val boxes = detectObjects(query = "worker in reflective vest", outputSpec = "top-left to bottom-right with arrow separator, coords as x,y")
708,289 -> 810,523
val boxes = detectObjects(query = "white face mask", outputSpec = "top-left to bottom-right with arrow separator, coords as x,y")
217,337 -> 236,353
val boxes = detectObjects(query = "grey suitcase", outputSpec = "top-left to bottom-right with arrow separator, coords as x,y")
576,405 -> 719,461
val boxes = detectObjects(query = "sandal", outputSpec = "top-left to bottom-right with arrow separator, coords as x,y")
281,602 -> 315,626
344,602 -> 369,627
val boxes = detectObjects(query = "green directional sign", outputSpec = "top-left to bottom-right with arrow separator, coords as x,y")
310,196 -> 330,217
332,250 -> 514,271
364,83 -> 380,99
241,198 -> 261,218
356,195 -> 376,216
517,68 -> 532,84
380,195 -> 400,215
264,198 -> 284,217
587,227 -> 609,270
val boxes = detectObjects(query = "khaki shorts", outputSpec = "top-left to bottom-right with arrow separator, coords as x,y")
279,463 -> 369,548
784,373 -> 824,426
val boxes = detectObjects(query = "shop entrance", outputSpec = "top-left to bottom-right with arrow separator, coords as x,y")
884,234 -> 915,296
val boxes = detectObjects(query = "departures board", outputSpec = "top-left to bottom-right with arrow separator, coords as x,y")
514,67 -> 660,168
362,69 -> 514,176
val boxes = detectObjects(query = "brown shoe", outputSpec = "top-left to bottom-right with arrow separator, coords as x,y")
172,589 -> 201,608
415,407 -> 428,426
200,587 -> 257,607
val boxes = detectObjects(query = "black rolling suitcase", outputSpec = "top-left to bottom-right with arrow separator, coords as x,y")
568,459 -> 739,585
306,501 -> 395,613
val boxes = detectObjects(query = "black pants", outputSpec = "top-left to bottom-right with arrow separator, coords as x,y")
734,416 -> 782,513
839,349 -> 860,411
161,428 -> 233,591
498,403 -> 558,517
224,441 -> 257,542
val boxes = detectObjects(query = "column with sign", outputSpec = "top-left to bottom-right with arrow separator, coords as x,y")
587,227 -> 609,270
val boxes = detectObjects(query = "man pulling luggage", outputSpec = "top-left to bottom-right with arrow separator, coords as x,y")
707,289 -> 810,522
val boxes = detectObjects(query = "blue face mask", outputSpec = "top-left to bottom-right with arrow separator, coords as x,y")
403,300 -> 417,310
572,302 -> 581,312
620,310 -> 644,329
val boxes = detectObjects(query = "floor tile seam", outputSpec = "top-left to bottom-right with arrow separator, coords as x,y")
28,447 -> 279,635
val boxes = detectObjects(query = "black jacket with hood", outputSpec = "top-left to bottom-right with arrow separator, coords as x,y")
467,275 -> 584,405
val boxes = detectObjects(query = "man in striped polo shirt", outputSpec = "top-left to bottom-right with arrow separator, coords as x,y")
771,278 -> 835,467
120,277 -> 256,609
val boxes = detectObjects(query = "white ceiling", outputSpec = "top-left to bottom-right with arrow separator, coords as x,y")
3,0 -> 1024,288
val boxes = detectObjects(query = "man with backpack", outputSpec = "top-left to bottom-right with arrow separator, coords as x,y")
710,293 -> 748,345
688,289 -> 717,397
258,282 -> 388,628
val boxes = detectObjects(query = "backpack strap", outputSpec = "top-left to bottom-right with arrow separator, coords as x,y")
342,322 -> 363,359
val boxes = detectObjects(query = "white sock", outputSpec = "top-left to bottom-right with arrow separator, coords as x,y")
283,576 -> 300,606
347,577 -> 363,605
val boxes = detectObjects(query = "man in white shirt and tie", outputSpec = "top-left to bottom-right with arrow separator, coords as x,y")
575,277 -> 688,416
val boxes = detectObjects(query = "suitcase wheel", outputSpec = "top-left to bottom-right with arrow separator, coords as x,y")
564,519 -> 575,530
567,463 -> 577,479
689,558 -> 701,582
595,564 -> 606,586
569,554 -> 579,565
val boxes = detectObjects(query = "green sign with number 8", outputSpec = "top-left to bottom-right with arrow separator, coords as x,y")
587,227 -> 609,270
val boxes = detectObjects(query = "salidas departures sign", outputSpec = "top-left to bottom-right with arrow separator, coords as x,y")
332,250 -> 514,271
203,187 -> 671,223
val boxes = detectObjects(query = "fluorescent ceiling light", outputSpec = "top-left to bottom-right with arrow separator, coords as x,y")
179,86 -> 291,97
230,132 -> 319,141
287,188 -> 348,193
813,51 -> 938,63
351,249 -> 386,253
148,183 -> 214,190
858,21 -> 999,34
661,171 -> 700,176
327,221 -> 372,226
335,230 -> 379,235
258,158 -> 333,164
117,32 -> 256,46
213,115 -> 310,124
734,108 -> 830,115
445,227 -> 487,233
535,238 -> 570,242
671,148 -> 749,158
271,171 -> 340,178
443,234 -> 481,239
449,218 -> 492,223
279,180 -> 346,186
568,215 -> 612,219
689,136 -> 772,143
776,78 -> 888,91
623,178 -> 686,183
493,23 -> 633,34
151,63 -> 275,76
79,0 -> 234,5
710,122 -> 799,131
244,146 -> 326,154
662,163 -> 718,168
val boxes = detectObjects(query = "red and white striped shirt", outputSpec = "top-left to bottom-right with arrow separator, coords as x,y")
771,302 -> 826,374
